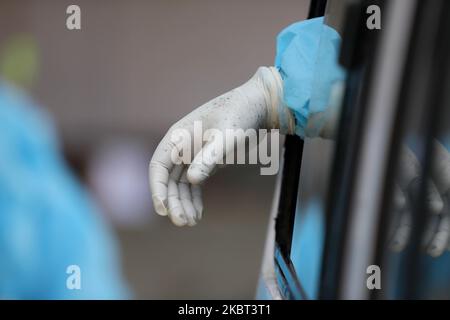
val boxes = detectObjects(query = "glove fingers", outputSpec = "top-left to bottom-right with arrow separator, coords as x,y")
398,145 -> 421,190
149,126 -> 194,216
426,213 -> 450,257
425,180 -> 444,215
149,136 -> 179,215
389,209 -> 411,252
149,160 -> 170,216
187,136 -> 227,185
178,169 -> 198,226
431,140 -> 450,195
393,183 -> 406,211
167,165 -> 188,226
191,185 -> 203,221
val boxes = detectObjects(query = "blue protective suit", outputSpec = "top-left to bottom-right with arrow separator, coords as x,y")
0,81 -> 129,299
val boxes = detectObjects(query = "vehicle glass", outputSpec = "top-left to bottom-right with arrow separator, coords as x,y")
289,0 -> 348,299
378,1 -> 450,299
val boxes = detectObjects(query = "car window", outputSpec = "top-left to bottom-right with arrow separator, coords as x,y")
274,0 -> 381,300
376,1 -> 450,299
289,0 -> 348,299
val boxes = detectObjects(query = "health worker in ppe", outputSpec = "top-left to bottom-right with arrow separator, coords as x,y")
0,81 -> 129,299
149,17 -> 450,257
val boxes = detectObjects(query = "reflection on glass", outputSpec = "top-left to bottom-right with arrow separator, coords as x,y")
382,138 -> 450,299
289,11 -> 347,298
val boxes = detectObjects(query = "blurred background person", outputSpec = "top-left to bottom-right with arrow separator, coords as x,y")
0,35 -> 129,299
0,0 -> 309,299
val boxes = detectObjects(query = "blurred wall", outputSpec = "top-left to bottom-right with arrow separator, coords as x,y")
0,0 -> 309,299
1,0 -> 309,146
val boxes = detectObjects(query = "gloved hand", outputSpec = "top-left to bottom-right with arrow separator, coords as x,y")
149,66 -> 295,226
389,140 -> 450,257
425,140 -> 450,256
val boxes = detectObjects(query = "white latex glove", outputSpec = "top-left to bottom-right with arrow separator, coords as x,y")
149,66 -> 295,226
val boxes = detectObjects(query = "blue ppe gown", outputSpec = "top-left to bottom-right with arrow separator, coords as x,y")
0,81 -> 129,299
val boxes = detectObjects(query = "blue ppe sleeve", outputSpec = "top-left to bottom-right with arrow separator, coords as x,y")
0,81 -> 129,299
290,199 -> 324,299
275,17 -> 346,138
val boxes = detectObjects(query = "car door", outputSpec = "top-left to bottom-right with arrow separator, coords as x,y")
258,0 -> 450,300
